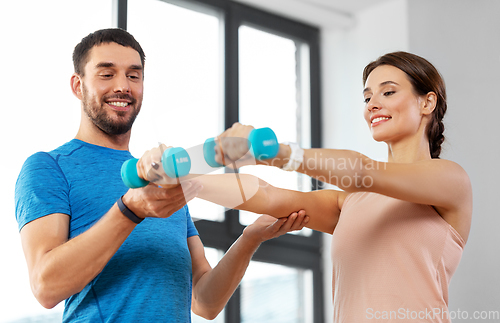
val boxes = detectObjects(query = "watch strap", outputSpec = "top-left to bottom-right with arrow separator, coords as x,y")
281,142 -> 304,172
117,196 -> 144,224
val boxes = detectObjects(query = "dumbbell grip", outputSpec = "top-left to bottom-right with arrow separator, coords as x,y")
121,147 -> 192,188
203,127 -> 279,168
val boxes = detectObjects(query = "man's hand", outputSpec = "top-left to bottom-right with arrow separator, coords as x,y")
136,143 -> 181,187
122,181 -> 201,220
242,211 -> 309,244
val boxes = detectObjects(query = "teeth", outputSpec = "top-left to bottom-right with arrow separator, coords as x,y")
372,117 -> 390,124
108,101 -> 129,107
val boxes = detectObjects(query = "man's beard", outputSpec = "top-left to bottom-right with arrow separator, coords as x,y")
81,84 -> 141,136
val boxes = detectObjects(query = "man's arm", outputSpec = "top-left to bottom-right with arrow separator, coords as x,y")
20,184 -> 198,309
189,212 -> 308,320
20,208 -> 135,309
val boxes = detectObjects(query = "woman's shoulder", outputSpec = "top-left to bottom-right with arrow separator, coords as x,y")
429,158 -> 471,187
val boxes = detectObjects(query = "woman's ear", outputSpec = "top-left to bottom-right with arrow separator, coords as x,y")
70,73 -> 83,100
421,91 -> 437,116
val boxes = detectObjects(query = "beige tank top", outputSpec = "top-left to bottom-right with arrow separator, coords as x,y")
331,192 -> 464,322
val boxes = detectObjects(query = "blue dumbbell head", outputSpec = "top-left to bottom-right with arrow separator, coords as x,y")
203,128 -> 279,167
162,147 -> 192,178
203,137 -> 223,167
121,158 -> 150,188
248,127 -> 279,160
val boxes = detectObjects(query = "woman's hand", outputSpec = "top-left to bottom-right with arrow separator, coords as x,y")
214,122 -> 256,167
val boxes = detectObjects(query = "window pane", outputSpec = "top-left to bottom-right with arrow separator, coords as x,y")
128,0 -> 225,221
241,261 -> 313,323
1,0 -> 112,321
238,26 -> 312,236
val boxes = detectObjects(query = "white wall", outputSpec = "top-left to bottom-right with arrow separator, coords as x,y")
320,0 -> 500,321
407,0 -> 500,320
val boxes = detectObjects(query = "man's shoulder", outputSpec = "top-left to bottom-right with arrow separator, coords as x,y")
19,140 -> 87,176
49,139 -> 86,157
26,139 -> 83,161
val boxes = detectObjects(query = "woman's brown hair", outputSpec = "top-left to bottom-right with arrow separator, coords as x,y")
363,51 -> 447,158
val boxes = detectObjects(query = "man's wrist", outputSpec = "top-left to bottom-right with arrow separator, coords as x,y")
241,226 -> 266,247
117,196 -> 144,224
240,234 -> 263,251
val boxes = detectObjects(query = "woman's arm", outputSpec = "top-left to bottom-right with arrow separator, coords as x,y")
136,143 -> 346,234
192,173 -> 346,234
265,147 -> 472,241
214,123 -> 472,241
359,157 -> 472,241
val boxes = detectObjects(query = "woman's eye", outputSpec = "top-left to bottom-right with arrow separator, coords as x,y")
364,97 -> 371,104
384,91 -> 395,96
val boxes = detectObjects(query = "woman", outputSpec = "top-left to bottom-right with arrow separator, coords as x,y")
136,51 -> 472,322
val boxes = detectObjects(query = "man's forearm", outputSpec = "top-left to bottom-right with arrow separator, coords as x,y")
191,233 -> 261,318
26,205 -> 136,308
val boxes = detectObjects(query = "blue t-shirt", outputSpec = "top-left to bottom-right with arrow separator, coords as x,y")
15,139 -> 199,322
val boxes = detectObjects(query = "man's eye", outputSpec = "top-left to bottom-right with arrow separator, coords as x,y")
101,74 -> 113,78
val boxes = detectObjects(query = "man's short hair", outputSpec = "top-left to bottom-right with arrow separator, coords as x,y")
73,28 -> 146,76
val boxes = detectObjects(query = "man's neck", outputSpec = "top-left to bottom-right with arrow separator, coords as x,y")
75,125 -> 131,151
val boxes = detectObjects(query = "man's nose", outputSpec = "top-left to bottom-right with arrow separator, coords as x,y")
114,74 -> 131,93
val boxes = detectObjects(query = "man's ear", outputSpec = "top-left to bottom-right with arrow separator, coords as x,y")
70,73 -> 83,100
421,91 -> 437,116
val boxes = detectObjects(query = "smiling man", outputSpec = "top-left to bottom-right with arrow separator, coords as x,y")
72,37 -> 144,148
14,28 -> 308,323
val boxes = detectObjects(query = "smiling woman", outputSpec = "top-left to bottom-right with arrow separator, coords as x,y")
191,50 -> 472,323
362,51 -> 447,160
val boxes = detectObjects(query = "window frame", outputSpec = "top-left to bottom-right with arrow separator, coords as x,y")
115,0 -> 323,322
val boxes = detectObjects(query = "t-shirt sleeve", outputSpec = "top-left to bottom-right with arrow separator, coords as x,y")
184,205 -> 199,238
15,152 -> 71,231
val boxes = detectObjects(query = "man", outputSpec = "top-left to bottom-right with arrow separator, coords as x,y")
15,28 -> 308,322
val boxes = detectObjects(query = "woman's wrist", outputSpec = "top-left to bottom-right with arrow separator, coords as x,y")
256,143 -> 291,168
280,142 -> 304,171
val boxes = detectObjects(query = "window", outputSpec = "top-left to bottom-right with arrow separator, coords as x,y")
127,0 -> 226,222
241,261 -> 313,323
122,1 -> 323,322
238,25 -> 312,234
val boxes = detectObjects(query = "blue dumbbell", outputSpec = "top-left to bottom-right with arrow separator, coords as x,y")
121,147 -> 191,188
203,127 -> 279,167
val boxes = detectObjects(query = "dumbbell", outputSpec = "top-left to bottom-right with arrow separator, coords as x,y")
121,128 -> 279,188
121,147 -> 191,188
203,127 -> 279,167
